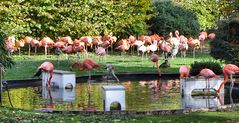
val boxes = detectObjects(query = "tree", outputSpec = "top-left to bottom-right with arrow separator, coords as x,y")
0,0 -> 152,39
148,1 -> 200,37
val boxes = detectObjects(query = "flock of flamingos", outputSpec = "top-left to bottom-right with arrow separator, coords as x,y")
4,31 -> 239,95
5,30 -> 215,59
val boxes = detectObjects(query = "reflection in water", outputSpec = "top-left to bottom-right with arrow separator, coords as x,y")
2,79 -> 239,111
181,94 -> 224,109
81,83 -> 97,111
42,87 -> 75,111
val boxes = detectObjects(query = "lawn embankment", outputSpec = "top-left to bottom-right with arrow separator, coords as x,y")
4,51 -> 217,80
0,107 -> 239,123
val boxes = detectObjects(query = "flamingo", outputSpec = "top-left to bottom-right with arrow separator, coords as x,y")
196,68 -> 218,91
24,36 -> 33,56
34,61 -> 54,88
30,39 -> 40,55
179,65 -> 190,78
150,54 -> 161,76
199,31 -> 208,52
105,64 -> 119,82
217,64 -> 239,93
70,58 -> 100,80
40,37 -> 54,58
5,36 -> 16,55
159,39 -> 172,60
15,40 -> 25,55
188,37 -> 200,58
178,35 -> 188,59
95,47 -> 106,62
208,33 -> 216,39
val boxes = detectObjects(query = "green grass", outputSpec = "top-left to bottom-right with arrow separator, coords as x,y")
1,107 -> 239,123
4,51 -> 217,80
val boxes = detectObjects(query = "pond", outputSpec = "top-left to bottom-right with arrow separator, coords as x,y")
1,77 -> 239,111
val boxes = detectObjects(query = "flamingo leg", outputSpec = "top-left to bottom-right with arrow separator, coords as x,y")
88,70 -> 91,81
230,74 -> 234,94
47,72 -> 53,88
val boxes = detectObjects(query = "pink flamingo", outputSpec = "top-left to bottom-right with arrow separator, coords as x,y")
95,47 -> 106,62
40,37 -> 54,58
179,65 -> 190,79
16,40 -> 25,55
178,35 -> 188,58
5,36 -> 16,55
197,68 -> 218,91
150,54 -> 161,76
34,61 -> 54,88
24,36 -> 33,56
208,33 -> 216,39
159,39 -> 172,60
187,37 -> 200,58
217,64 -> 239,93
70,58 -> 100,80
199,31 -> 208,52
30,39 -> 40,55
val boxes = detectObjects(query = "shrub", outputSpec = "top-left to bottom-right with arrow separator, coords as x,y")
190,61 -> 222,76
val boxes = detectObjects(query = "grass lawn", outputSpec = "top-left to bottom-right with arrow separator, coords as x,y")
1,107 -> 239,123
4,50 -> 218,80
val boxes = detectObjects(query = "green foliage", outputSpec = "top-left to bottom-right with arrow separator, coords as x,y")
148,1 -> 200,37
179,0 -> 221,31
190,61 -> 222,76
210,12 -> 239,65
0,0 -> 152,39
0,34 -> 15,68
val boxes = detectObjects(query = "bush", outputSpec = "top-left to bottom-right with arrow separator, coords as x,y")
210,12 -> 239,65
190,61 -> 222,76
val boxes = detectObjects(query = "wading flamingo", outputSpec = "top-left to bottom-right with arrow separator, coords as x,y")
217,64 -> 239,93
34,61 -> 54,88
70,58 -> 100,80
179,65 -> 190,79
196,68 -> 218,91
150,54 -> 161,76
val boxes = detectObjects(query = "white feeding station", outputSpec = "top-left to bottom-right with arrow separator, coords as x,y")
180,77 -> 224,96
102,85 -> 126,111
42,70 -> 76,89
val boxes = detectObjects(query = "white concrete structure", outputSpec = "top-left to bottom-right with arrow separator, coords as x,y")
181,94 -> 224,109
180,77 -> 224,96
42,87 -> 75,102
42,70 -> 76,89
102,85 -> 125,111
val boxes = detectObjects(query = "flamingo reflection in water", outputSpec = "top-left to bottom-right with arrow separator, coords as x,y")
81,83 -> 97,111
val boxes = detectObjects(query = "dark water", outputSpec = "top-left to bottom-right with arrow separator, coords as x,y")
1,79 -> 239,111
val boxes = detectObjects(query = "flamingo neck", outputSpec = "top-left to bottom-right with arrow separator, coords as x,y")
217,71 -> 229,93
77,63 -> 84,71
155,62 -> 161,76
71,62 -> 84,71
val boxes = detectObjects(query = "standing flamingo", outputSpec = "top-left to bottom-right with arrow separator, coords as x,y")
179,65 -> 190,78
24,36 -> 33,56
217,64 -> 239,93
95,47 -> 106,62
196,68 -> 218,91
150,54 -> 161,76
70,58 -> 100,80
34,61 -> 54,88
16,40 -> 25,55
